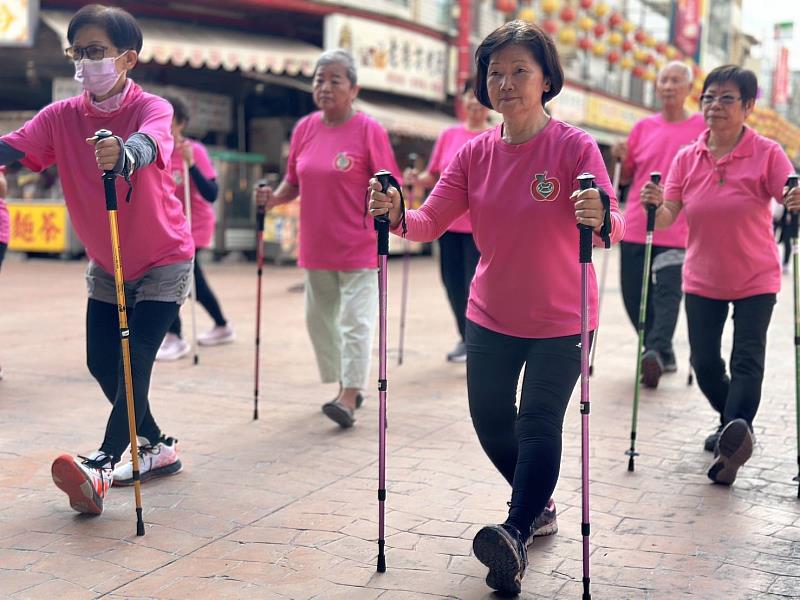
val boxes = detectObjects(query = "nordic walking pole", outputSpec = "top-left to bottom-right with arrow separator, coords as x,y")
95,129 -> 145,536
576,172 -> 599,600
589,159 -> 621,376
183,158 -> 199,365
626,171 -> 660,472
253,181 -> 267,421
374,169 -> 402,573
397,154 -> 417,366
787,173 -> 800,498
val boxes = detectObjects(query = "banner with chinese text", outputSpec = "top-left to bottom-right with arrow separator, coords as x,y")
8,203 -> 67,252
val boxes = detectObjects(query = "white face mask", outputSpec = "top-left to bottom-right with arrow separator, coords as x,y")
74,53 -> 126,96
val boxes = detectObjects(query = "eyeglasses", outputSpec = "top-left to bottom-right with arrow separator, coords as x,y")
64,45 -> 113,62
700,94 -> 742,107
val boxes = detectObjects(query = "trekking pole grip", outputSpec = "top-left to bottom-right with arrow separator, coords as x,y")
374,169 -> 392,257
647,172 -> 661,232
577,173 -> 595,264
95,129 -> 118,211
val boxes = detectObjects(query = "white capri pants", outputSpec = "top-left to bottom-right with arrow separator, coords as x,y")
305,269 -> 378,390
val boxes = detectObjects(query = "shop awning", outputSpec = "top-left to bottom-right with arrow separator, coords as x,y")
355,97 -> 458,141
41,10 -> 321,77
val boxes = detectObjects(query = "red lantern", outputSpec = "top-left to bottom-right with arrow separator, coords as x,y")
656,41 -> 668,55
593,23 -> 606,38
560,6 -> 576,22
542,19 -> 559,34
632,65 -> 645,78
634,29 -> 647,43
621,39 -> 634,52
608,11 -> 623,29
645,53 -> 655,65
579,37 -> 593,51
495,0 -> 518,13
580,0 -> 593,8
607,50 -> 620,64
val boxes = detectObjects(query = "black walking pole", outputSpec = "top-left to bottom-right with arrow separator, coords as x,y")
95,129 -> 145,536
626,172 -> 660,472
787,173 -> 800,497
253,182 -> 267,421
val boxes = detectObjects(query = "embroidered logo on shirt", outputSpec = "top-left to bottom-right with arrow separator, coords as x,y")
530,172 -> 560,202
333,152 -> 354,172
172,170 -> 184,186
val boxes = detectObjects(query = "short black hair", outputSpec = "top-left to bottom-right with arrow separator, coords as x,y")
702,65 -> 758,105
474,20 -> 563,109
164,95 -> 191,125
67,4 -> 143,54
462,76 -> 476,96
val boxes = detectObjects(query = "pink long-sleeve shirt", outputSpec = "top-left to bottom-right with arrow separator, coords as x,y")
396,119 -> 624,338
286,111 -> 401,270
664,126 -> 794,300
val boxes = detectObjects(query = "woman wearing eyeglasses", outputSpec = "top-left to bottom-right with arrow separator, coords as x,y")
642,65 -> 800,485
0,4 -> 190,515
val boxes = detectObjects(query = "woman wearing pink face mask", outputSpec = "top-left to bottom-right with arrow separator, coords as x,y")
0,4 -> 192,517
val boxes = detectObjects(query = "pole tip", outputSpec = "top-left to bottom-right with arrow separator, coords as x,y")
377,555 -> 386,573
253,409 -> 259,421
627,457 -> 635,472
136,518 -> 145,537
589,365 -> 594,376
193,355 -> 199,365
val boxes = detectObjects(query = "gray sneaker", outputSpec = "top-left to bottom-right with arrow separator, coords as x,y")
707,419 -> 754,485
446,340 -> 467,363
527,498 -> 558,543
473,523 -> 528,596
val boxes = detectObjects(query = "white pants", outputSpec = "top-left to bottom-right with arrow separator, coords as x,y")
305,269 -> 378,390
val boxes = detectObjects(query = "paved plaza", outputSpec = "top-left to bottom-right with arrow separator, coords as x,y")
1,250 -> 799,599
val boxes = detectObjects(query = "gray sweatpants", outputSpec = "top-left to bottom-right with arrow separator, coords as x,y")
305,269 -> 378,390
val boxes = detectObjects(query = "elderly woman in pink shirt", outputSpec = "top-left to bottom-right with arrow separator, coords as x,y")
370,20 -> 623,595
642,65 -> 800,486
257,49 -> 401,428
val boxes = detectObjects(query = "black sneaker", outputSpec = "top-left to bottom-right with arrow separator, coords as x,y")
446,341 -> 467,363
704,424 -> 723,453
660,349 -> 677,373
707,419 -> 755,485
641,349 -> 663,389
473,523 -> 527,595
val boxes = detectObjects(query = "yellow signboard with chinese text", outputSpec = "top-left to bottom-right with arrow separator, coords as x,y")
8,203 -> 68,252
584,95 -> 652,135
0,0 -> 39,47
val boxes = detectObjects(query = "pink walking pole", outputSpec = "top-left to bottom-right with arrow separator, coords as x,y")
253,184 -> 267,421
374,170 -> 393,572
577,173 -> 596,600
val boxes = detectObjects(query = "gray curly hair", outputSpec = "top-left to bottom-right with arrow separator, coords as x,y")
314,49 -> 358,86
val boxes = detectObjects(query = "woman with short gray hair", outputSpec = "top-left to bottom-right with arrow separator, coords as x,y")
256,49 -> 401,428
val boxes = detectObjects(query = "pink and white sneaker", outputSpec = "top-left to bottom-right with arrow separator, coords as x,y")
112,436 -> 182,486
197,324 -> 235,346
51,452 -> 113,515
155,333 -> 190,361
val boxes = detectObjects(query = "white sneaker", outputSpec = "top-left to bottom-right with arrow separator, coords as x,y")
155,333 -> 190,361
198,324 -> 235,346
113,436 -> 182,486
51,451 -> 113,514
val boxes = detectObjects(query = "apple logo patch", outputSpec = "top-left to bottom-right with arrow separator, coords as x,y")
333,152 -> 354,172
530,172 -> 561,202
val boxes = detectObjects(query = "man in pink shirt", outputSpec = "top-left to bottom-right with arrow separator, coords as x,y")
612,61 -> 705,389
370,21 -> 623,595
257,50 -> 401,428
405,77 -> 491,363
643,65 -> 799,485
0,6 -> 189,515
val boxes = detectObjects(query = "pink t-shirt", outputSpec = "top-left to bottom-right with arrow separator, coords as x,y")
2,82 -> 194,280
426,124 -> 488,234
286,111 -> 401,270
623,112 -> 705,247
664,127 -> 794,300
171,139 -> 217,249
397,119 -> 624,339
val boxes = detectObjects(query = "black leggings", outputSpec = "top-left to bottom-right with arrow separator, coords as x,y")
87,299 -> 179,461
439,231 -> 480,341
620,241 -> 683,354
465,319 -> 583,537
168,253 -> 226,337
685,293 -> 775,427
0,241 -> 6,271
